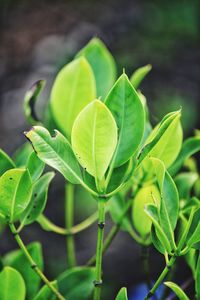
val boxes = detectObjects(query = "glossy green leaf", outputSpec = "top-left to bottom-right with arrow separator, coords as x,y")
130,64 -> 152,89
115,287 -> 128,300
24,80 -> 45,126
132,185 -> 160,238
33,281 -> 57,300
169,136 -> 200,176
26,151 -> 45,182
175,172 -> 198,200
57,267 -> 95,300
186,206 -> 200,248
0,168 -> 32,222
0,149 -> 15,176
138,110 -> 182,167
76,37 -> 116,98
106,160 -> 131,193
145,204 -> 172,253
13,143 -> 33,167
20,172 -> 55,227
109,194 -> 132,232
0,266 -> 26,300
4,242 -> 43,300
50,57 -> 96,138
105,74 -> 145,167
72,100 -> 117,183
25,126 -> 83,185
164,281 -> 189,300
196,254 -> 200,299
151,158 -> 179,249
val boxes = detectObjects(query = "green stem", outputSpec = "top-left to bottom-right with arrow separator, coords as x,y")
65,182 -> 76,268
9,223 -> 65,300
144,255 -> 177,299
93,199 -> 106,300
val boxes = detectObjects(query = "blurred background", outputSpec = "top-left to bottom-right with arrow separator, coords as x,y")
0,0 -> 199,299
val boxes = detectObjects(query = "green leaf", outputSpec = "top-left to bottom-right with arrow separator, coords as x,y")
3,242 -> 43,300
145,204 -> 172,253
106,160 -> 131,193
25,126 -> 82,185
57,267 -> 95,300
130,64 -> 152,89
151,158 -> 179,249
175,172 -> 198,200
132,185 -> 160,238
109,194 -> 133,232
24,80 -> 45,126
184,248 -> 197,278
169,136 -> 200,176
115,287 -> 128,300
72,100 -> 118,184
76,37 -> 116,98
0,266 -> 26,300
196,254 -> 200,299
13,143 -> 33,167
0,149 -> 15,176
0,168 -> 32,222
33,281 -> 57,300
164,281 -> 189,300
186,206 -> 200,248
50,57 -> 96,138
26,151 -> 45,182
20,172 -> 55,227
138,110 -> 182,167
105,74 -> 145,167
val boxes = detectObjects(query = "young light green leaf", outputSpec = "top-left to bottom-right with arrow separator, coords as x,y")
144,204 -> 172,253
138,110 -> 182,167
33,281 -> 57,300
57,267 -> 95,300
151,158 -> 179,249
115,287 -> 128,300
130,64 -> 152,89
3,242 -> 43,300
20,172 -> 55,227
132,185 -> 160,238
24,80 -> 45,126
169,136 -> 200,176
25,126 -> 82,185
105,74 -> 145,167
0,267 -> 26,300
50,57 -> 96,138
0,149 -> 15,176
72,100 -> 118,183
0,169 -> 32,222
196,254 -> 200,299
76,37 -> 116,98
164,281 -> 189,300
26,151 -> 45,182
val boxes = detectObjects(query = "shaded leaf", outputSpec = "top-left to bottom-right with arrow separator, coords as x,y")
33,281 -> 57,300
76,37 -> 116,98
13,143 -> 33,167
175,172 -> 198,200
130,64 -> 152,89
0,149 -> 15,176
26,151 -> 45,182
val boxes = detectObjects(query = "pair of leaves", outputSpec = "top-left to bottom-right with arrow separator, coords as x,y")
0,267 -> 26,300
0,169 -> 32,222
3,242 -> 43,299
145,158 -> 179,254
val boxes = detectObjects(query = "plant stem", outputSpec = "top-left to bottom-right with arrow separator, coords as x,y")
93,198 -> 106,300
65,182 -> 76,268
9,223 -> 65,300
144,255 -> 177,299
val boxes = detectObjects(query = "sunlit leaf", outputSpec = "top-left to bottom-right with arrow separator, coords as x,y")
164,281 -> 189,300
50,57 -> 96,138
0,169 -> 32,222
115,287 -> 128,300
105,74 -> 145,167
0,267 -> 26,300
72,100 -> 117,186
76,37 -> 116,98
